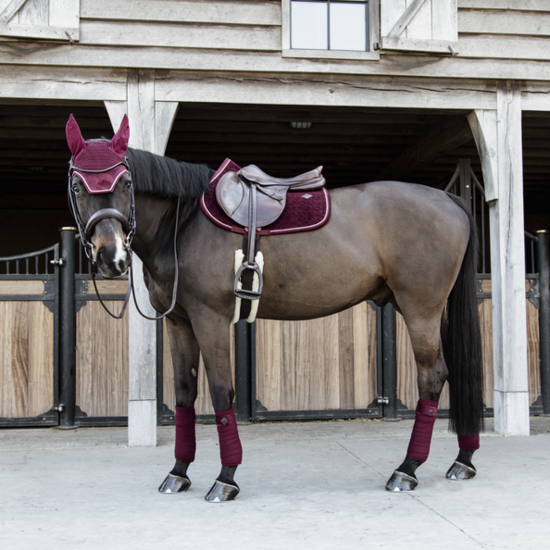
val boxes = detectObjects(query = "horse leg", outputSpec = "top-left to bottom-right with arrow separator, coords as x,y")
158,318 -> 200,494
386,314 -> 448,492
192,312 -> 242,503
446,434 -> 479,480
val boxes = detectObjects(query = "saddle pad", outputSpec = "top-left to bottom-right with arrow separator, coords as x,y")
200,158 -> 331,235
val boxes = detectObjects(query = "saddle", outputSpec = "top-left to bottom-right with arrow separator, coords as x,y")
216,164 -> 326,303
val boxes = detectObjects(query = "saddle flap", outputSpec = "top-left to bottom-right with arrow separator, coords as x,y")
216,171 -> 287,228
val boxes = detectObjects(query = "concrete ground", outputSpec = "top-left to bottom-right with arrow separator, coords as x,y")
1,417 -> 550,550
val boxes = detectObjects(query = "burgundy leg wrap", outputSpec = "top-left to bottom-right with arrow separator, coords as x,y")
406,399 -> 439,462
458,434 -> 480,450
215,408 -> 243,466
175,405 -> 196,463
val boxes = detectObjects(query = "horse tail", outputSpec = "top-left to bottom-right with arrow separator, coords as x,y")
441,193 -> 484,436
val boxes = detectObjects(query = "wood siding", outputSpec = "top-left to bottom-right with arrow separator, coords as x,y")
0,298 -> 54,417
255,302 -> 378,412
0,0 -> 549,81
76,300 -> 129,417
396,296 -> 541,411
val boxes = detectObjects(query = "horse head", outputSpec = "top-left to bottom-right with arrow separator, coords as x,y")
66,114 -> 134,279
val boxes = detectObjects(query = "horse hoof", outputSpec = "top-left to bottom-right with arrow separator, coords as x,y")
385,470 -> 419,492
205,480 -> 240,503
446,461 -> 477,481
158,473 -> 191,494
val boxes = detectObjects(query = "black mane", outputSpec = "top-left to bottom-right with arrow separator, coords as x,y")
126,148 -> 214,199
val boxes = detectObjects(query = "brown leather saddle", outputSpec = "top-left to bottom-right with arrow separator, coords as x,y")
216,164 -> 326,302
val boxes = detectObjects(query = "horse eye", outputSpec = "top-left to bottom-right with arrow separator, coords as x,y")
72,184 -> 80,194
126,180 -> 132,189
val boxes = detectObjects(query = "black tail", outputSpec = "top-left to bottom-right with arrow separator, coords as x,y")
441,194 -> 484,435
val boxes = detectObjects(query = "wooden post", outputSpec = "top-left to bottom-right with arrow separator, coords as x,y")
467,81 -> 530,436
105,71 -> 178,446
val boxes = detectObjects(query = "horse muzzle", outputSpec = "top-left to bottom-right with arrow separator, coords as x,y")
88,215 -> 132,279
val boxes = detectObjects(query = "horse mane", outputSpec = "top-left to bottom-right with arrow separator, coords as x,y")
126,148 -> 214,199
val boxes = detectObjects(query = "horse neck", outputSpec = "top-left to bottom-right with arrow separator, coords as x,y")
132,192 -> 200,262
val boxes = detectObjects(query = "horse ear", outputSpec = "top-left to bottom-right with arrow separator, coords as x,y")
110,114 -> 130,157
66,114 -> 86,158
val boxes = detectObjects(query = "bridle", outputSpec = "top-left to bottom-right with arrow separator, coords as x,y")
68,150 -> 180,321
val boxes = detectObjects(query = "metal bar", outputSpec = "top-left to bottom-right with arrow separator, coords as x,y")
234,320 -> 252,423
444,163 -> 460,193
382,304 -> 398,420
58,227 -> 77,429
537,230 -> 550,414
459,159 -> 472,213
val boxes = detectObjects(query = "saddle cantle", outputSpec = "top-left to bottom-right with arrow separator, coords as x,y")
216,164 -> 325,228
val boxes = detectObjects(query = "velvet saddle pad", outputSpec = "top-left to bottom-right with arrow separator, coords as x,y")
200,158 -> 331,235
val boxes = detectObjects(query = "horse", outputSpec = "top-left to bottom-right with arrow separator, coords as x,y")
65,114 -> 484,502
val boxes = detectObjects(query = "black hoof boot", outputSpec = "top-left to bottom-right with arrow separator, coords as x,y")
158,473 -> 191,493
446,449 -> 477,480
205,480 -> 240,502
386,471 -> 418,492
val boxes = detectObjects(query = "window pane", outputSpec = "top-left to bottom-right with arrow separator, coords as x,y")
330,3 -> 367,51
291,1 -> 328,50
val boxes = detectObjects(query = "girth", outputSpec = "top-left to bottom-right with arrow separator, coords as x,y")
216,164 -> 326,316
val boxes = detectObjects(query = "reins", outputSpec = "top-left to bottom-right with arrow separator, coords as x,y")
69,154 -> 181,322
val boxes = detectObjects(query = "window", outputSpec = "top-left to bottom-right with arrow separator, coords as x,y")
290,0 -> 369,52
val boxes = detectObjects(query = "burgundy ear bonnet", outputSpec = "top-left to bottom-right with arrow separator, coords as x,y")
66,114 -> 130,194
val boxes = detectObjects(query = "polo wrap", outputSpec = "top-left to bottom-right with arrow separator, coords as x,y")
458,434 -> 480,450
406,399 -> 439,462
175,405 -> 196,463
215,408 -> 243,466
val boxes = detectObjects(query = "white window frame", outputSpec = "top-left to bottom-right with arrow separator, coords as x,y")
282,0 -> 380,61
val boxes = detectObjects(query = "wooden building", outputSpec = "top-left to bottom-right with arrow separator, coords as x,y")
1,0 -> 549,442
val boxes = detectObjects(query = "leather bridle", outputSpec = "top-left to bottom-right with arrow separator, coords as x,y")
68,152 -> 180,321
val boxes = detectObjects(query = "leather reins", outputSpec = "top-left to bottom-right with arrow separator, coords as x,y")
68,155 -> 180,321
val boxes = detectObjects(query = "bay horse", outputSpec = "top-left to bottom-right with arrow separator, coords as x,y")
66,114 -> 483,502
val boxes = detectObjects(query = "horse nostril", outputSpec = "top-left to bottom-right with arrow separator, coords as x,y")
97,246 -> 106,264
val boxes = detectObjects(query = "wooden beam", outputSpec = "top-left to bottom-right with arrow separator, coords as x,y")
376,117 -> 472,180
0,0 -> 28,24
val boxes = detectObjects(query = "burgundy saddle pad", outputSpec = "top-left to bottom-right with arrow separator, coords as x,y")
200,158 -> 331,236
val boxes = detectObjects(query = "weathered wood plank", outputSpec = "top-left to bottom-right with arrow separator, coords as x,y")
459,0 -> 550,10
18,0 -> 47,25
49,0 -> 80,29
526,299 -> 541,406
0,0 -> 28,24
79,20 -> 280,51
479,299 -> 494,408
0,66 -> 127,100
459,9 -> 550,36
1,42 -> 550,82
155,74 -> 498,111
459,35 -> 550,61
323,313 -> 340,409
396,312 -> 417,410
76,301 -> 129,417
0,23 -> 78,39
86,279 -> 128,295
338,309 -> 354,409
353,301 -> 374,408
81,0 -> 281,26
0,280 -> 44,295
26,301 -> 54,416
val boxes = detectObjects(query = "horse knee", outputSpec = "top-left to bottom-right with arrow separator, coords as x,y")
210,383 -> 235,411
